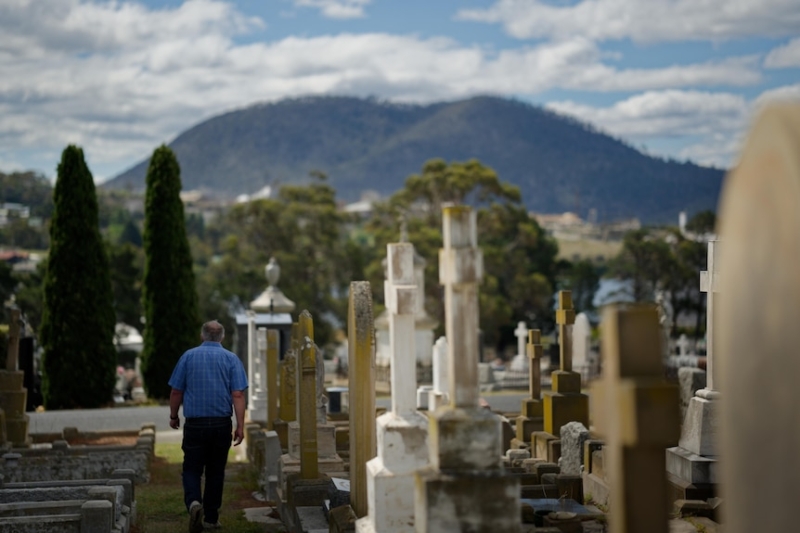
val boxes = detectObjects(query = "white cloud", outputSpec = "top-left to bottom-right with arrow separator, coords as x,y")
764,38 -> 800,68
755,83 -> 800,105
457,0 -> 800,43
293,0 -> 371,19
0,0 -> 772,179
546,90 -> 751,167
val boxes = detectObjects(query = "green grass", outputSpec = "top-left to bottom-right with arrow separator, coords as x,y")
133,442 -> 272,533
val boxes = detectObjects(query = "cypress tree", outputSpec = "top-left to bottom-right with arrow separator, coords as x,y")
141,145 -> 199,399
40,145 -> 117,409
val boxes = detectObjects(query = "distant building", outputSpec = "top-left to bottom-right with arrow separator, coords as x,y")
0,203 -> 30,226
531,210 -> 640,242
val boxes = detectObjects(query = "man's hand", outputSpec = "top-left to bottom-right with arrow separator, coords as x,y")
169,416 -> 180,430
233,427 -> 244,446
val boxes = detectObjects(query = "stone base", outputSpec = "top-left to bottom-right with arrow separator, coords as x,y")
551,371 -> 582,394
278,454 -> 344,497
6,414 -> 30,447
582,472 -> 611,506
666,446 -> 718,484
287,474 -> 331,508
0,389 -> 27,418
679,396 -> 718,457
429,407 -> 503,471
428,390 -> 448,412
532,431 -> 558,461
0,371 -> 24,390
289,422 -> 337,459
515,415 -> 544,443
273,419 -> 289,451
543,392 -> 589,435
361,457 -> 420,532
415,467 -> 521,532
666,472 -> 716,503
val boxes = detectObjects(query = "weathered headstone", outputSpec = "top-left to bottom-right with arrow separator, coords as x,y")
666,240 -> 720,499
543,291 -> 589,436
297,311 -> 318,479
249,325 -> 268,423
1,308 -> 28,447
266,329 -> 279,431
515,329 -> 544,443
573,312 -> 592,381
415,206 -> 520,532
427,337 -> 449,411
716,103 -> 800,532
591,305 -> 679,533
348,282 -> 376,519
275,323 -> 298,449
357,243 -> 429,533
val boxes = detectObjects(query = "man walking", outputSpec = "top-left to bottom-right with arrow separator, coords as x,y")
169,320 -> 248,532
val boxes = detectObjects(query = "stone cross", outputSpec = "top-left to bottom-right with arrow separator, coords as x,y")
556,290 -> 576,372
516,329 -> 544,443
416,205 -> 520,532
591,305 -> 679,533
699,239 -> 720,395
348,281 -> 376,519
386,242 -> 418,416
441,207 -> 483,408
298,310 -> 318,479
358,244 -> 429,532
266,329 -> 279,430
514,321 -> 528,357
6,308 -> 20,371
543,290 -> 587,436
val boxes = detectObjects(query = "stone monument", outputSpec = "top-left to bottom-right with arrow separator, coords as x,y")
357,243 -> 429,533
414,206 -> 520,532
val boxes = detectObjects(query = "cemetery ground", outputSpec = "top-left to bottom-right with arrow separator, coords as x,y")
134,439 -> 275,533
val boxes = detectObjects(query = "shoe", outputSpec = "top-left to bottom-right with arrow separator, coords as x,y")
189,501 -> 204,533
203,521 -> 222,529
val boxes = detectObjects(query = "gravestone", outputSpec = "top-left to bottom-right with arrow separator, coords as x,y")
716,103 -> 800,532
509,321 -> 529,372
666,240 -> 720,500
375,239 -> 437,378
415,206 -> 520,532
591,305 -> 679,533
357,243 -> 429,533
1,308 -> 29,447
427,337 -> 449,411
543,291 -> 589,437
515,329 -> 544,444
572,312 -> 592,382
347,282 -> 376,519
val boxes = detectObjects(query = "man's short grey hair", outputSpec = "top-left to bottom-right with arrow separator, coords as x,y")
201,320 -> 225,342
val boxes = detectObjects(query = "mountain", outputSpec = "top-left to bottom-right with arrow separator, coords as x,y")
105,95 -> 724,224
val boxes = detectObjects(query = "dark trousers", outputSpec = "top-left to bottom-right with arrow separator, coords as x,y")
182,417 -> 232,523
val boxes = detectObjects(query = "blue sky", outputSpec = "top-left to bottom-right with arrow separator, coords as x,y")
1,0 -> 798,183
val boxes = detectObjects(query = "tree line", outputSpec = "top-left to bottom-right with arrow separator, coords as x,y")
1,151 -> 712,408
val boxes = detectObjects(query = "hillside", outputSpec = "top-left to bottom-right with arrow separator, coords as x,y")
105,96 -> 725,224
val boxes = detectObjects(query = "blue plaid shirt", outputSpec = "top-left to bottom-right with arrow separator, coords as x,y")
168,341 -> 248,418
